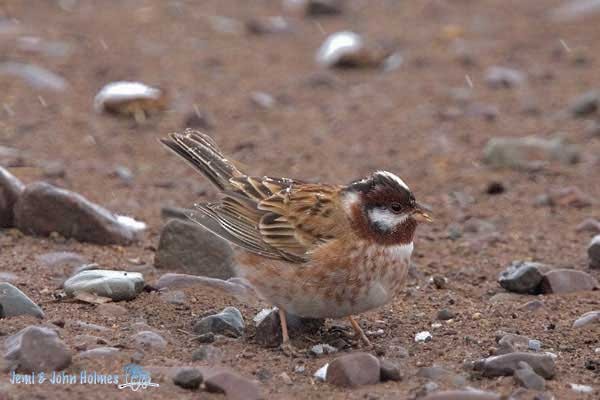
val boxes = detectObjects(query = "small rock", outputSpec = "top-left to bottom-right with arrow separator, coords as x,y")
536,186 -> 594,208
576,218 -> 600,234
485,66 -> 525,88
437,309 -> 455,321
415,331 -> 432,342
112,166 -> 134,186
0,62 -> 68,91
14,182 -> 145,245
569,383 -> 594,394
326,352 -> 380,387
0,282 -> 44,318
573,310 -> 600,328
315,31 -> 387,68
246,17 -> 291,35
204,371 -> 261,400
528,339 -> 542,352
483,136 -> 580,170
191,345 -> 222,361
250,91 -> 276,110
77,347 -> 120,360
496,333 -> 531,354
566,89 -> 599,117
474,352 -> 555,379
0,167 -> 24,228
3,326 -> 72,372
155,219 -> 235,279
422,390 -> 501,400
498,261 -> 547,294
173,367 -> 203,390
284,0 -> 343,16
519,300 -> 545,312
131,331 -> 167,351
485,181 -> 505,195
310,343 -> 338,356
94,81 -> 167,122
380,360 -> 403,381
539,269 -> 599,294
314,363 -> 328,381
64,270 -> 144,301
193,307 -> 244,337
588,235 -> 600,269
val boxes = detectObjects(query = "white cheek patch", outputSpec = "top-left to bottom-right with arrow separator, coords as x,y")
342,191 -> 360,214
368,208 -> 409,231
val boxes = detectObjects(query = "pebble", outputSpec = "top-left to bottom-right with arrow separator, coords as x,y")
314,363 -> 328,381
3,326 -> 72,372
193,307 -> 245,337
528,339 -> 542,352
496,333 -> 532,354
437,309 -> 455,320
310,343 -> 338,356
565,89 -> 599,117
422,390 -> 501,400
573,310 -> 599,328
536,186 -> 594,208
249,91 -> 276,109
155,219 -> 235,279
0,282 -> 44,318
131,331 -> 167,351
191,345 -> 222,361
484,66 -> 525,88
474,352 -> 555,379
539,269 -> 599,294
514,361 -> 545,390
415,331 -> 433,342
246,17 -> 291,35
498,261 -> 547,294
94,81 -> 166,121
173,367 -> 203,390
326,352 -> 380,387
204,371 -> 261,400
284,0 -> 343,17
64,270 -> 144,301
315,31 -> 386,68
588,235 -> 600,269
379,359 -> 403,381
77,347 -> 120,360
569,383 -> 594,394
485,181 -> 505,195
14,182 -> 145,245
483,136 -> 580,170
0,166 -> 24,228
0,62 -> 68,91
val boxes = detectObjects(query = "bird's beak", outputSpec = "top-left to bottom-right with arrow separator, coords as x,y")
412,203 -> 433,223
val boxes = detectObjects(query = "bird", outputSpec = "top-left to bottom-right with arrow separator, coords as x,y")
160,129 -> 432,351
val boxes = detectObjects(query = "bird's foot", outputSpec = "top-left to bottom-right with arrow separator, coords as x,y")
280,341 -> 300,357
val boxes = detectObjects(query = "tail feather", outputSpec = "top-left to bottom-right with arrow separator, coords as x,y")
160,130 -> 243,191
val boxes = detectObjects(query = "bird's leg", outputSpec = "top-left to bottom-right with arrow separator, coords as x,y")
348,316 -> 371,347
279,308 -> 297,356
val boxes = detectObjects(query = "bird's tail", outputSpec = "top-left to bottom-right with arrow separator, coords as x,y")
160,129 -> 244,191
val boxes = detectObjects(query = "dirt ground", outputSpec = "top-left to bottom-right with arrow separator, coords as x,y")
1,0 -> 599,399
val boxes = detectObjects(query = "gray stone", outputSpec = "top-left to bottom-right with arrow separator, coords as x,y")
3,326 -> 72,372
204,371 -> 261,400
131,331 -> 167,351
14,182 -> 145,245
475,352 -> 555,379
417,366 -> 465,385
0,167 -> 24,228
193,307 -> 244,337
573,310 -> 599,328
155,219 -> 235,279
498,261 -> 548,294
422,390 -> 501,400
0,282 -> 44,318
483,136 -> 580,170
309,343 -> 337,356
173,367 -> 203,390
496,333 -> 531,354
539,269 -> 598,294
326,352 -> 380,387
514,361 -> 545,390
63,270 -> 144,301
566,90 -> 600,116
284,0 -> 343,16
484,66 -> 525,88
437,308 -> 456,320
379,359 -> 402,381
588,235 -> 600,269
191,345 -> 222,361
0,62 -> 68,91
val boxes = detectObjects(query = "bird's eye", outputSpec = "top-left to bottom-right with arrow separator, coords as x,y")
390,203 -> 402,213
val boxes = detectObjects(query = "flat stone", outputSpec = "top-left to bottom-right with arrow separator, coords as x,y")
498,261 -> 547,294
475,352 -> 555,379
514,361 -> 545,390
539,269 -> 598,294
131,331 -> 167,351
310,343 -> 337,356
3,326 -> 72,372
0,282 -> 44,318
380,359 -> 403,381
193,307 -> 244,337
64,270 -> 144,301
483,136 -> 580,170
77,347 -> 120,360
0,166 -> 24,228
173,367 -> 203,390
422,390 -> 501,400
204,371 -> 261,400
588,235 -> 600,269
154,219 -> 235,279
14,182 -> 145,245
0,62 -> 68,91
437,309 -> 456,320
573,310 -> 600,328
484,66 -> 525,88
326,352 -> 380,387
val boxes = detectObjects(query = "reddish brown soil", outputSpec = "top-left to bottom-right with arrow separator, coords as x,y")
1,1 -> 599,399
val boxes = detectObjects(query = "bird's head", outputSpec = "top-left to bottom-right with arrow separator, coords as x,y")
342,170 -> 432,245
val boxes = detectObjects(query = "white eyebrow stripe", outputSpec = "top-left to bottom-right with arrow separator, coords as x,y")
375,170 -> 410,191
368,208 -> 409,230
